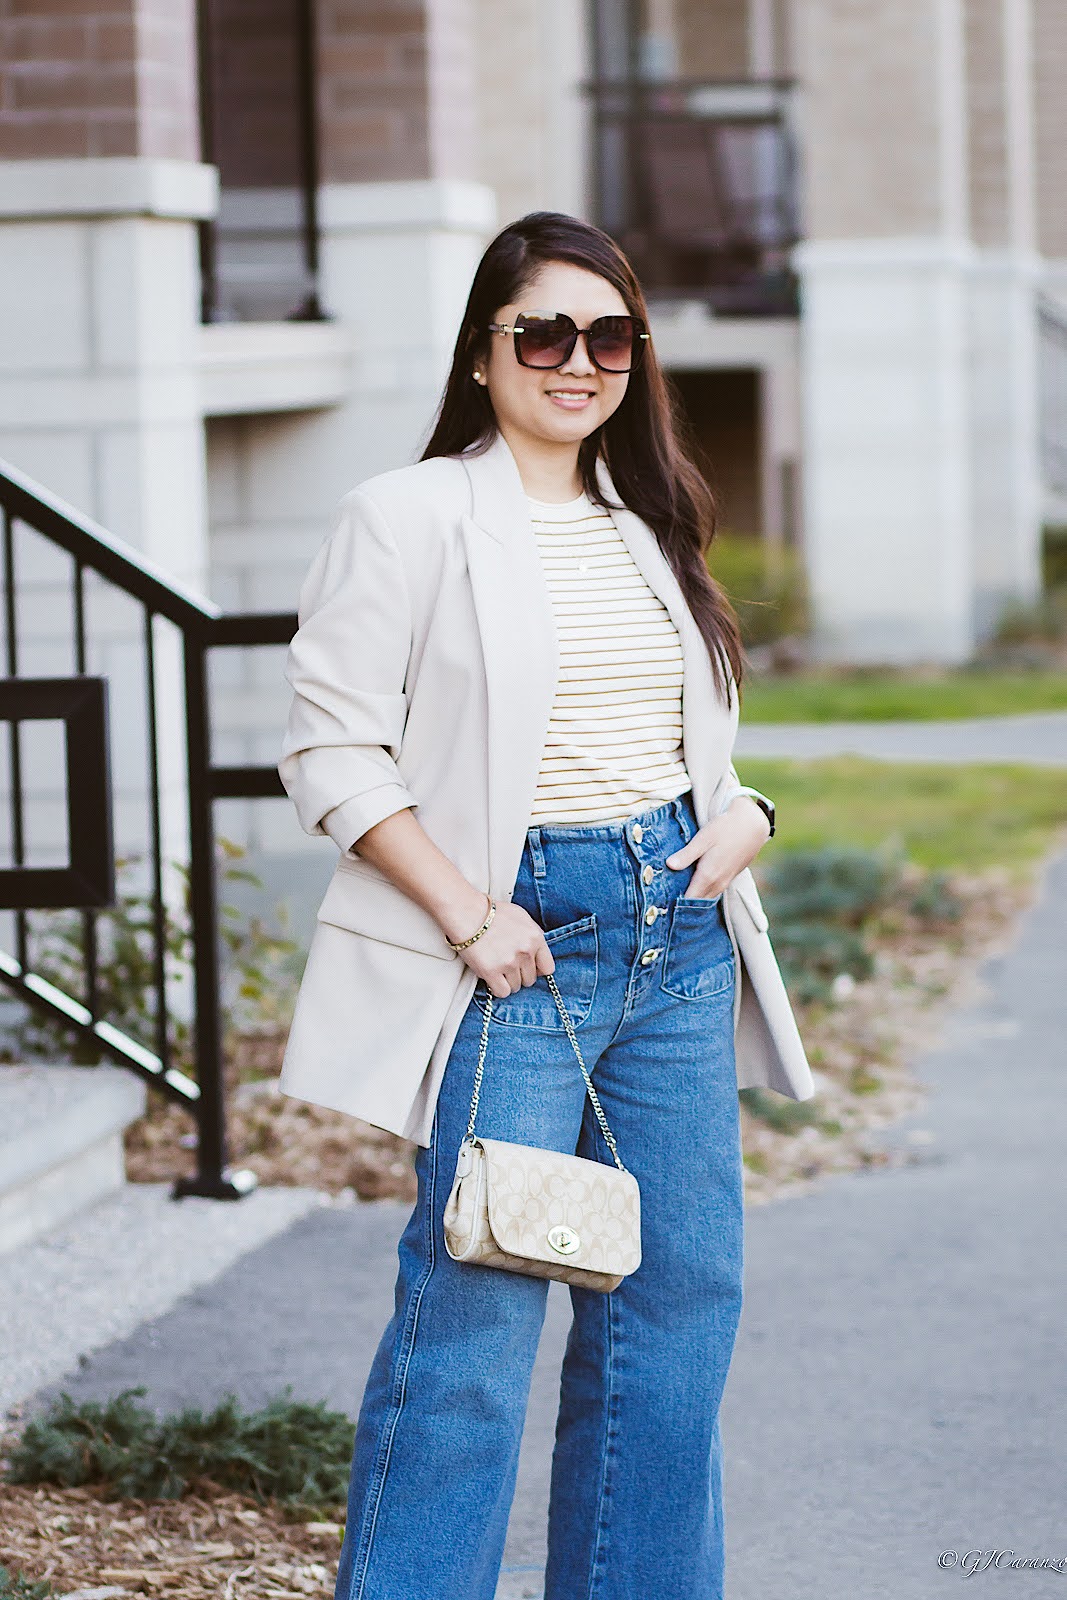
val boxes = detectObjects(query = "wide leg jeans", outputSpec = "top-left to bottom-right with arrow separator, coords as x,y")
334,791 -> 744,1600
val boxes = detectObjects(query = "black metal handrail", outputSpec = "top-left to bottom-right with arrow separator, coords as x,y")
0,458 -> 297,1200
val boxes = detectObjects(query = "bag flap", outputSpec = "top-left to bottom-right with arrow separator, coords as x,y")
476,1137 -> 641,1276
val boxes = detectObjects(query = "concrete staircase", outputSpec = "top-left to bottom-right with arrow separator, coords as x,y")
0,1062 -> 147,1255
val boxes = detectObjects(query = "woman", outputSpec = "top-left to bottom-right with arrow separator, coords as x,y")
279,211 -> 813,1600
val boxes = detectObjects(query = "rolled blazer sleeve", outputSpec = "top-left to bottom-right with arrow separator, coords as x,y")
279,489 -> 420,852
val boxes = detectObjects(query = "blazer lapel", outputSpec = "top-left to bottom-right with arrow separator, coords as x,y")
459,432 -> 559,893
458,430 -> 738,895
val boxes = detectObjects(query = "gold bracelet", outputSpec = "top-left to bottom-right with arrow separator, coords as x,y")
447,894 -> 496,952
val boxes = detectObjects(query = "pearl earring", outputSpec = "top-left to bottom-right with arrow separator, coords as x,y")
473,370 -> 483,382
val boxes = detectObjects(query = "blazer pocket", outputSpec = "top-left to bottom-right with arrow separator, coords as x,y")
316,854 -> 459,962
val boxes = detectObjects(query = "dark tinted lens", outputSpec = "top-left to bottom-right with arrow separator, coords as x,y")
515,313 -> 576,367
588,316 -> 638,371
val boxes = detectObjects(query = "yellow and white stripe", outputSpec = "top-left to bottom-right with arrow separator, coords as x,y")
526,492 -> 692,825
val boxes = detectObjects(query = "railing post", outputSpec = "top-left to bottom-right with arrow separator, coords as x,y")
173,630 -> 255,1201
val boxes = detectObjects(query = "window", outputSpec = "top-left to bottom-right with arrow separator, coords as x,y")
197,0 -> 324,323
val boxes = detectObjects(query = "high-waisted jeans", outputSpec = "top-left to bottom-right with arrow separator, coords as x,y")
334,790 -> 744,1600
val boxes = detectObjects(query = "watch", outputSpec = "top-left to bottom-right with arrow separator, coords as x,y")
722,785 -> 775,838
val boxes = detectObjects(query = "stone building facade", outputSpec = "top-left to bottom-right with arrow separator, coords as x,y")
1,1 -> 1064,875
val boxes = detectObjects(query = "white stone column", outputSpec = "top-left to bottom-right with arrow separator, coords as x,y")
318,178 -> 498,466
0,158 -> 216,586
796,237 -> 976,662
968,249 -> 1044,632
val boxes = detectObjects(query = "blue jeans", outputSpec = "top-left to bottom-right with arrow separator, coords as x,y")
335,791 -> 744,1600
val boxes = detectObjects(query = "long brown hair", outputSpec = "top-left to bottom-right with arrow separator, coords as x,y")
419,210 -> 743,701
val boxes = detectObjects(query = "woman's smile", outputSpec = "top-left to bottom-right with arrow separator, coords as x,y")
545,387 -> 596,410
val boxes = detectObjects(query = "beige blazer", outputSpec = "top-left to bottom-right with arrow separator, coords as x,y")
278,429 -> 814,1146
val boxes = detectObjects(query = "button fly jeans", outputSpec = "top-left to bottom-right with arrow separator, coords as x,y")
334,791 -> 744,1600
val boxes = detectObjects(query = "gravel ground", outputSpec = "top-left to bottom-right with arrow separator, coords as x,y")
0,1183 -> 326,1421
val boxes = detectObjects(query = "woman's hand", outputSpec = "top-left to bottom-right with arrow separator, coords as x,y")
664,796 -> 771,898
447,896 -> 556,999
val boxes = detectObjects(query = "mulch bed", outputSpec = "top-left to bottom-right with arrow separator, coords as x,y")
0,1483 -> 340,1598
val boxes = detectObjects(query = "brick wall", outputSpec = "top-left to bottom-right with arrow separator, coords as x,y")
1033,0 -> 1067,257
964,0 -> 1010,248
315,0 -> 430,182
425,0 -> 477,180
315,0 -> 477,185
0,0 -> 199,161
203,0 -> 304,188
793,0 -> 945,239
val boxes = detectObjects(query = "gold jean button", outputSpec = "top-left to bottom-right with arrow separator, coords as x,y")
641,864 -> 655,885
645,906 -> 660,925
631,823 -> 644,843
640,947 -> 662,965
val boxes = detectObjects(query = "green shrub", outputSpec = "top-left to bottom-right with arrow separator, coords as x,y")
7,841 -> 299,1080
707,532 -> 808,647
905,869 -> 964,922
763,919 -> 874,1004
753,843 -> 961,1007
6,1388 -> 354,1513
760,843 -> 901,926
738,1086 -> 827,1134
991,528 -> 1067,646
1042,524 -> 1067,590
0,1571 -> 52,1600
992,588 -> 1067,646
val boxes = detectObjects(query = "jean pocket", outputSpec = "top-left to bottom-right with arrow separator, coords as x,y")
473,913 -> 598,1030
660,896 -> 735,1002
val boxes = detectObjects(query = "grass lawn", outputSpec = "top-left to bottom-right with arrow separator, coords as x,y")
739,669 -> 1067,723
736,756 -> 1067,872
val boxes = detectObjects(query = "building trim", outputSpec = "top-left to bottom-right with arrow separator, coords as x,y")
318,179 -> 497,234
0,160 -> 219,223
794,235 -> 980,272
196,322 -> 356,418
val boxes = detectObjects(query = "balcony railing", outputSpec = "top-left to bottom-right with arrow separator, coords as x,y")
586,78 -> 801,316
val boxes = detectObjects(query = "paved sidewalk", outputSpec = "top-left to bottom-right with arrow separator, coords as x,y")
734,708 -> 1067,765
1,1183 -> 324,1422
19,849 -> 1067,1599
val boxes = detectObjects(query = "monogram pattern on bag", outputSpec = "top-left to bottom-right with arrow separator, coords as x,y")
443,1136 -> 641,1294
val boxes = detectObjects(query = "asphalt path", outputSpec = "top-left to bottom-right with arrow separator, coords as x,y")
733,709 -> 1067,766
32,850 -> 1067,1599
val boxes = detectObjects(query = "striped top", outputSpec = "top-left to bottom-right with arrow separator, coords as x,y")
527,491 -> 692,825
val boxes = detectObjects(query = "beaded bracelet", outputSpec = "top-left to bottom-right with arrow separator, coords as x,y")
446,894 -> 497,952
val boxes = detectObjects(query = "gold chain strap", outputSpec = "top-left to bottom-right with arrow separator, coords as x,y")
463,971 -> 627,1173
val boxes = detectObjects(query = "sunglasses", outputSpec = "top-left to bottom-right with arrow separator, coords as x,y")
487,311 -> 650,373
